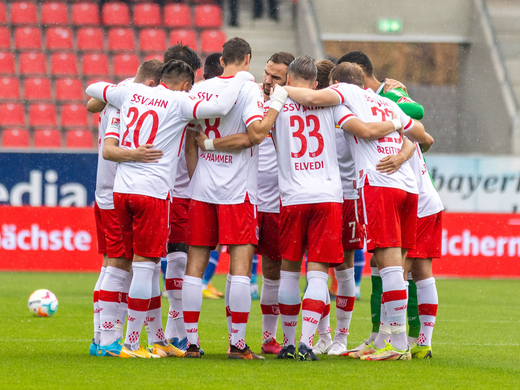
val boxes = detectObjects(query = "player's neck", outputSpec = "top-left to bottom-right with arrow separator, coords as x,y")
365,76 -> 382,92
221,64 -> 248,78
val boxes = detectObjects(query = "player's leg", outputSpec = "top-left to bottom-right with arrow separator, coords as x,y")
114,267 -> 132,340
313,286 -> 332,354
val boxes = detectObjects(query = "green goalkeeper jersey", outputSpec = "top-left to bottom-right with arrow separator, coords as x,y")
377,82 -> 424,120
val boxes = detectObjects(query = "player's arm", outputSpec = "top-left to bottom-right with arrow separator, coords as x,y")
284,85 -> 340,106
87,98 -> 106,113
85,82 -> 130,109
341,117 -> 402,140
103,138 -> 164,163
420,132 -> 435,153
197,130 -> 253,152
376,137 -> 415,175
381,80 -> 424,120
185,129 -> 199,179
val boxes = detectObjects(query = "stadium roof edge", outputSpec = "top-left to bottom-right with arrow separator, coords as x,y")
321,34 -> 471,44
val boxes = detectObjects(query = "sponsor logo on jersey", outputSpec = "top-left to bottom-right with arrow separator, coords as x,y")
257,101 -> 264,109
111,117 -> 120,125
397,96 -> 414,104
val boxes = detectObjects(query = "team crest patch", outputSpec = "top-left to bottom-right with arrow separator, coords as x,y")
257,101 -> 264,109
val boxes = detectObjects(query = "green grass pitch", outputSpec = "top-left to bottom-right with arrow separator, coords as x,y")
0,272 -> 519,389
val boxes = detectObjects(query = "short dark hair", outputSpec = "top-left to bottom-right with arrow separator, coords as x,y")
204,52 -> 224,80
330,62 -> 365,88
287,55 -> 317,82
267,52 -> 295,67
163,44 -> 202,71
222,37 -> 252,66
135,59 -> 163,85
316,59 -> 334,90
337,51 -> 373,77
161,60 -> 195,86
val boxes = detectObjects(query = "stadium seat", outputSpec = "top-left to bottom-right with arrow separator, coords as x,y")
50,53 -> 78,76
77,28 -> 104,51
200,30 -> 226,54
139,29 -> 166,53
61,104 -> 88,127
29,103 -> 57,127
0,51 -> 14,74
82,53 -> 109,76
0,27 -> 10,49
133,3 -> 161,27
71,3 -> 100,26
0,103 -> 25,126
0,2 -> 6,25
10,2 -> 38,25
169,29 -> 197,51
108,28 -> 136,52
46,27 -> 74,51
2,129 -> 30,148
0,77 -> 21,100
65,129 -> 94,148
194,5 -> 222,29
41,3 -> 69,26
164,4 -> 192,28
102,2 -> 131,26
33,128 -> 62,149
14,27 -> 42,50
24,78 -> 52,101
19,52 -> 47,75
55,78 -> 83,102
113,54 -> 140,78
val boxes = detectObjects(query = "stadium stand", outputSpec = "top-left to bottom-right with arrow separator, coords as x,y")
41,3 -> 69,26
2,128 -> 30,148
24,78 -> 52,101
33,128 -> 62,148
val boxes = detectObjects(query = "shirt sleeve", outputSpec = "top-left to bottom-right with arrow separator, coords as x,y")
381,88 -> 425,120
86,82 -> 132,109
242,83 -> 265,127
104,109 -> 121,141
334,104 -> 357,128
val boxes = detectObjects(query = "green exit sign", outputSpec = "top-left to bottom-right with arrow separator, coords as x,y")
377,18 -> 403,34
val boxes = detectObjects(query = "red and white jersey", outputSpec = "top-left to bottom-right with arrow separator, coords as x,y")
335,126 -> 358,200
409,142 -> 444,218
187,76 -> 264,204
272,97 -> 355,206
170,131 -> 190,199
330,83 -> 418,194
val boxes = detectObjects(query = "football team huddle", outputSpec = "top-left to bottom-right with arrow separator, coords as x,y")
86,36 -> 442,361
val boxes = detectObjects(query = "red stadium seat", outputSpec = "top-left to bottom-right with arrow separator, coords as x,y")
0,27 -> 10,49
71,3 -> 100,26
139,29 -> 166,53
0,51 -> 14,74
108,28 -> 136,52
65,129 -> 94,148
194,5 -> 222,29
77,28 -> 104,51
0,2 -> 6,25
133,3 -> 161,27
0,77 -> 21,100
24,78 -> 52,101
200,30 -> 226,54
10,2 -> 38,25
14,27 -> 42,50
46,27 -> 74,51
169,29 -> 197,51
113,54 -> 140,78
51,53 -> 78,76
61,104 -> 88,127
102,2 -> 130,26
82,53 -> 109,76
55,78 -> 83,102
30,104 -> 57,127
2,129 -> 30,148
0,103 -> 25,126
164,4 -> 192,28
19,52 -> 47,75
41,3 -> 69,26
33,128 -> 62,149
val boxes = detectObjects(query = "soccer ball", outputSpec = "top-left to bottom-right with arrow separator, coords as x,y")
28,289 -> 59,317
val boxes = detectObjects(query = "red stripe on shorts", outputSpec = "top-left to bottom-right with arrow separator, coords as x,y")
184,311 -> 200,323
231,311 -> 249,324
279,303 -> 301,316
93,290 -> 99,303
301,299 -> 325,315
99,290 -> 121,303
418,303 -> 438,317
127,297 -> 150,312
148,296 -> 161,310
382,289 -> 407,303
261,304 -> 280,316
165,278 -> 183,291
336,296 -> 355,312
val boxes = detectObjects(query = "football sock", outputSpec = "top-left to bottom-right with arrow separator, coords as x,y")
374,296 -> 391,349
93,266 -> 106,344
334,267 -> 355,345
124,261 -> 155,351
145,263 -> 167,346
370,266 -> 382,340
229,275 -> 251,349
99,266 -> 129,346
260,277 -> 280,342
416,277 -> 438,346
202,250 -> 220,287
182,275 -> 202,348
115,270 -> 131,339
317,290 -> 331,336
278,270 -> 301,347
380,266 -> 408,351
407,272 -> 420,342
165,251 -> 187,341
300,271 -> 328,348
225,273 -> 232,343
353,250 -> 365,286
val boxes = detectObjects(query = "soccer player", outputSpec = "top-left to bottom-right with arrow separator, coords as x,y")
86,59 -> 253,358
182,38 -> 287,360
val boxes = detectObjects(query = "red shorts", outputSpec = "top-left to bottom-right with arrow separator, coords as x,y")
94,202 -> 127,259
113,193 -> 170,258
256,211 -> 281,262
279,202 -> 343,265
169,197 -> 190,244
186,199 -> 259,247
361,183 -> 418,252
342,198 -> 365,251
407,211 -> 442,259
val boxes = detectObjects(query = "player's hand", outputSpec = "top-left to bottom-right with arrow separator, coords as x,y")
235,71 -> 255,83
132,144 -> 163,163
269,85 -> 288,112
384,78 -> 407,93
196,129 -> 209,151
376,154 -> 406,175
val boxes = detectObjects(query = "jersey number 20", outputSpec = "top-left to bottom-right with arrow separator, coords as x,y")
121,107 -> 159,147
